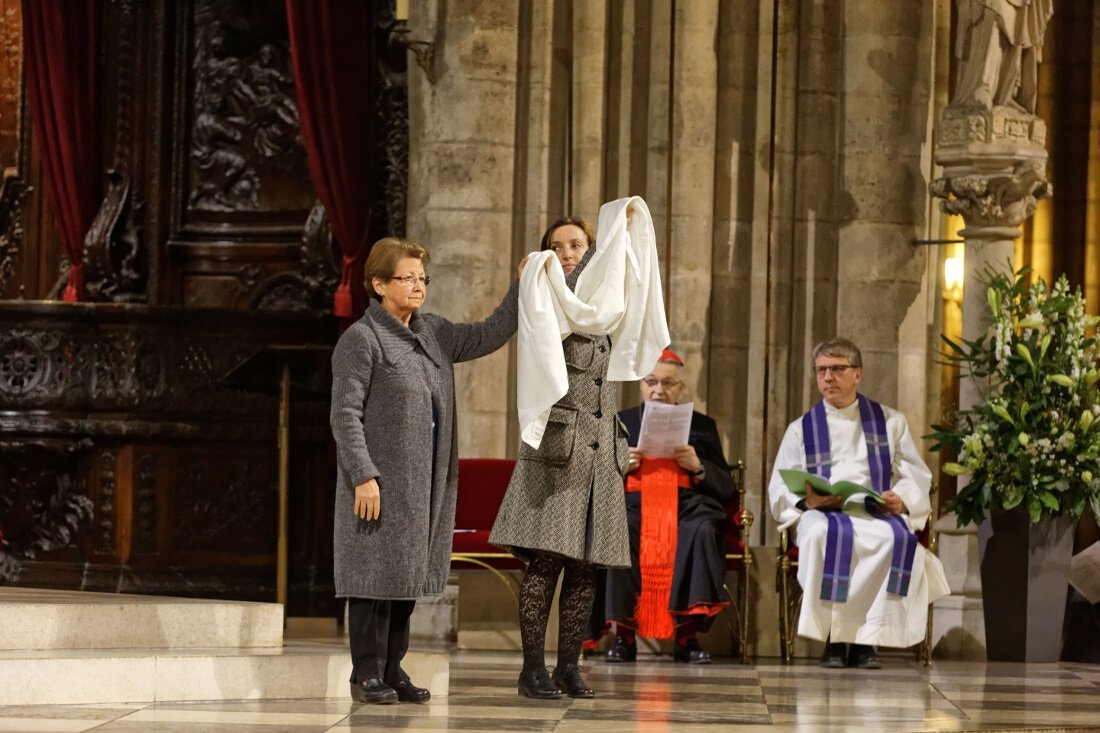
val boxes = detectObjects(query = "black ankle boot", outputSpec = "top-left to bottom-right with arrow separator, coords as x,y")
551,664 -> 595,698
518,666 -> 563,699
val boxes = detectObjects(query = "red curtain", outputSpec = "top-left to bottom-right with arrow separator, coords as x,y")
286,1 -> 377,321
23,0 -> 99,303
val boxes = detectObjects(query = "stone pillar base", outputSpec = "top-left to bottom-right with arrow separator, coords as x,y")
932,594 -> 987,660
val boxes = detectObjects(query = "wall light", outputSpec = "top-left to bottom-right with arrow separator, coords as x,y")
944,254 -> 964,302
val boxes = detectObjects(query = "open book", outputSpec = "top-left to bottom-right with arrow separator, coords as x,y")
778,468 -> 886,505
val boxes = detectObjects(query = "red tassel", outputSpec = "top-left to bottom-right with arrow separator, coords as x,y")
333,282 -> 352,318
634,458 -> 680,640
334,256 -> 355,318
62,263 -> 84,303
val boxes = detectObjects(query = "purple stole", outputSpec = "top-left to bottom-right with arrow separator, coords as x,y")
801,395 -> 918,602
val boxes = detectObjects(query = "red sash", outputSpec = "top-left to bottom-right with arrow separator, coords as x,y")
629,457 -> 685,640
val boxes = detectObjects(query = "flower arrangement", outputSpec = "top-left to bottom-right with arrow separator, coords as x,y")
927,265 -> 1100,526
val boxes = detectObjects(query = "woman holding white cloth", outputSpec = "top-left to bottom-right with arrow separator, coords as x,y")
491,202 -> 669,700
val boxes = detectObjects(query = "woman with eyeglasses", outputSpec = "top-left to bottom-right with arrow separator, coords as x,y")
330,236 -> 522,705
489,217 -> 633,700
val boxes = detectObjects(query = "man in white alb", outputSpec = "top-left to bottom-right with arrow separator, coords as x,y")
768,338 -> 949,668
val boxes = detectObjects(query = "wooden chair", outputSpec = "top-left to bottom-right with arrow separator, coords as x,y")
721,459 -> 754,663
451,458 -> 524,603
776,507 -> 937,666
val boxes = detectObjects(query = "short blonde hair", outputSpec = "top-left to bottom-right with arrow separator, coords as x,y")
364,237 -> 429,300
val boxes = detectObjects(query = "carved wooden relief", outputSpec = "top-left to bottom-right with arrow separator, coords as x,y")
83,0 -> 147,304
251,200 -> 339,311
0,440 -> 94,585
179,0 -> 311,228
95,451 -> 118,555
0,329 -> 85,408
134,450 -> 157,554
375,3 -> 408,239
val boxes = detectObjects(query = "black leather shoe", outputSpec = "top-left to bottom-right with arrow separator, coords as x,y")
350,678 -> 398,704
605,636 -> 637,663
848,644 -> 882,669
819,641 -> 848,669
518,666 -> 563,699
673,637 -> 712,664
551,664 -> 595,698
388,677 -> 431,703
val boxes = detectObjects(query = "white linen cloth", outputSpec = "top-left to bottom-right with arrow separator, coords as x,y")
767,398 -> 951,646
517,196 -> 670,448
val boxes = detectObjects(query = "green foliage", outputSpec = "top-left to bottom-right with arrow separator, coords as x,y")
926,265 -> 1100,527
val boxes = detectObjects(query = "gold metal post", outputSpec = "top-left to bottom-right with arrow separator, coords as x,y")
277,363 -> 290,610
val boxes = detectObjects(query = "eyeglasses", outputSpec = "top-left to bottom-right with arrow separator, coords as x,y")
641,377 -> 682,389
814,364 -> 856,377
391,275 -> 431,287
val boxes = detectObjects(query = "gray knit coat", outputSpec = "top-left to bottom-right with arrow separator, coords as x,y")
330,282 -> 518,599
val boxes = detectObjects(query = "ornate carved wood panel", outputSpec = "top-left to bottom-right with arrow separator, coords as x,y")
0,305 -> 337,611
166,0 -> 316,309
0,0 -> 409,615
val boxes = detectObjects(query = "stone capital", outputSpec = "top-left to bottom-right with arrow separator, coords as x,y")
930,104 -> 1051,240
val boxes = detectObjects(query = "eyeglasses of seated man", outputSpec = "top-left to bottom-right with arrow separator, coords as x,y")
814,355 -> 862,410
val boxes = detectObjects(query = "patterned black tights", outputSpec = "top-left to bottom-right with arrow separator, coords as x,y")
518,552 -> 597,673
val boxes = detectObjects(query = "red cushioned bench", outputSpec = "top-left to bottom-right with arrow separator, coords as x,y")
452,458 -> 524,603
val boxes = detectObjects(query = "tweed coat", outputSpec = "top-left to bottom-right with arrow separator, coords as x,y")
489,330 -> 632,567
490,250 -> 632,568
330,283 -> 517,599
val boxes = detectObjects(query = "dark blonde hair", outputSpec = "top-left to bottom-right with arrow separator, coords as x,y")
539,217 -> 595,252
364,237 -> 429,301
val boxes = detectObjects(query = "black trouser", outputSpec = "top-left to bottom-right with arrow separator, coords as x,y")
347,597 -> 416,683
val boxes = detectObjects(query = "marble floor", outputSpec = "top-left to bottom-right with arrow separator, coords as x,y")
1,650 -> 1098,733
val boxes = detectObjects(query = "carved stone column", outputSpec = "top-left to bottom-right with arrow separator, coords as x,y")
929,104 -> 1052,659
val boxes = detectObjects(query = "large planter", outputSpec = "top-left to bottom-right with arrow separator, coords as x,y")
976,507 -> 1075,662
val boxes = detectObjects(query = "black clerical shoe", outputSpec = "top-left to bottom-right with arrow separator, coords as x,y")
848,644 -> 882,669
605,636 -> 637,663
518,666 -> 563,699
673,637 -> 712,664
387,677 -> 431,703
551,664 -> 596,698
819,641 -> 847,669
350,678 -> 398,704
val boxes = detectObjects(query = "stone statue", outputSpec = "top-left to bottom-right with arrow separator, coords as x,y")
951,0 -> 1053,113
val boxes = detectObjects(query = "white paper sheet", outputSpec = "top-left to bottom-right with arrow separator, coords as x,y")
1069,541 -> 1100,604
637,401 -> 693,458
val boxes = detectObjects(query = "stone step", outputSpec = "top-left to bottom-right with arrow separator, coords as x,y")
0,587 -> 283,651
0,640 -> 449,705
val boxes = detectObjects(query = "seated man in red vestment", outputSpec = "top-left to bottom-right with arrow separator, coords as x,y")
587,348 -> 733,663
